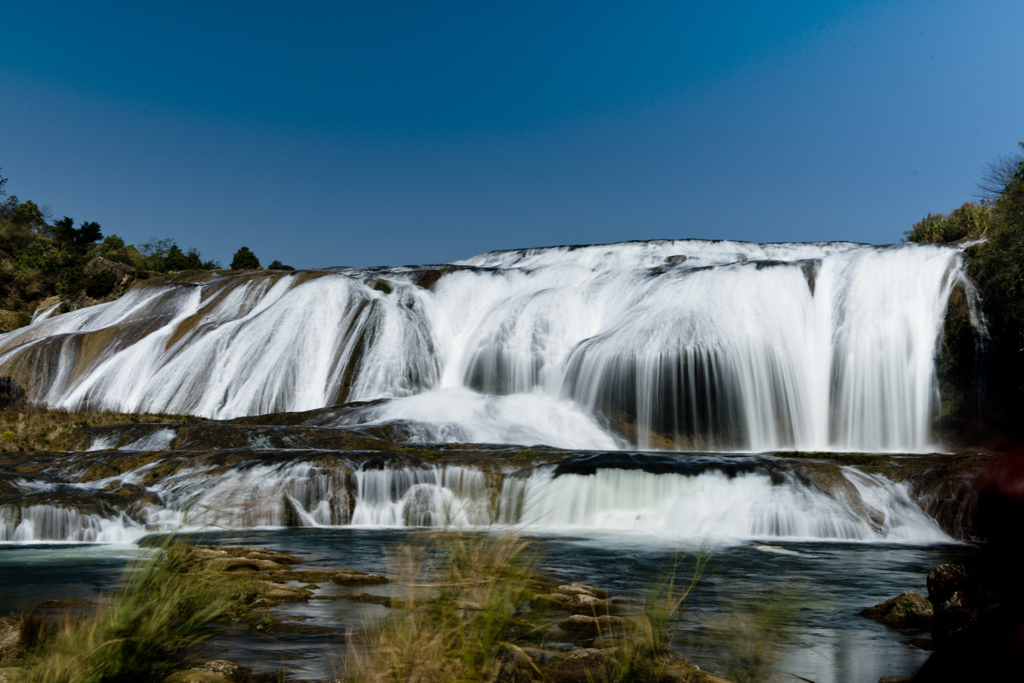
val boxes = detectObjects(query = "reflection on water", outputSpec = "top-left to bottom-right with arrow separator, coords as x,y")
0,530 -> 975,683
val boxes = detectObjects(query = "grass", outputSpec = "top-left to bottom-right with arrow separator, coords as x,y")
342,533 -> 720,683
343,532 -> 545,683
9,540 -> 255,683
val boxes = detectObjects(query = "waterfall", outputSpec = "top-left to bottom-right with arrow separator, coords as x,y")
0,455 -> 951,544
0,239 -> 981,452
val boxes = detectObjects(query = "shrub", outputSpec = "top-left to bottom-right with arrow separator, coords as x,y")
84,271 -> 118,299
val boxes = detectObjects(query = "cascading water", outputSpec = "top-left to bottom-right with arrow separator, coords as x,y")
0,239 -> 981,452
0,451 -> 952,544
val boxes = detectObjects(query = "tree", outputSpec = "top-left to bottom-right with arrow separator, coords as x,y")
267,260 -> 295,271
50,217 -> 103,252
230,246 -> 261,270
99,234 -> 126,256
164,244 -> 192,271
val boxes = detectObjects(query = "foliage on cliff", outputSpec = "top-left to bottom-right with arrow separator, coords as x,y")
905,142 -> 1024,436
0,168 -> 223,330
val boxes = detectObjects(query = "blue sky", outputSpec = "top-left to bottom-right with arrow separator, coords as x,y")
1,1 -> 1022,268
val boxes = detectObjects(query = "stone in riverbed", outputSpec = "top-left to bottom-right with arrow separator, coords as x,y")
556,583 -> 611,599
566,593 -> 620,616
331,569 -> 389,585
860,590 -> 933,625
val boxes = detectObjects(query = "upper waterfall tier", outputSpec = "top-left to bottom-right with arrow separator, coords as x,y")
0,239 -> 982,452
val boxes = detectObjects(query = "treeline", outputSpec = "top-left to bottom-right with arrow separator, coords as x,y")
904,141 -> 1024,441
0,168 -> 294,329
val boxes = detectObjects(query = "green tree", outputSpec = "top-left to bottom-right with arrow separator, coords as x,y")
230,246 -> 261,270
267,260 -> 295,270
99,234 -> 127,256
164,244 -> 192,271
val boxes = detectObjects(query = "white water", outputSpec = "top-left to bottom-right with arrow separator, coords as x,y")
0,505 -> 145,544
0,458 -> 951,545
0,239 -> 979,452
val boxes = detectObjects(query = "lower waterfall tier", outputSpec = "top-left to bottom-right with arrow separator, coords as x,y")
1,440 -> 983,545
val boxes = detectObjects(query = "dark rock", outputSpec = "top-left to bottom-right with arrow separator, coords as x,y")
36,599 -> 94,609
341,593 -> 392,607
927,563 -> 1001,643
367,278 -> 393,294
908,638 -> 936,650
878,677 -> 914,683
860,590 -> 933,625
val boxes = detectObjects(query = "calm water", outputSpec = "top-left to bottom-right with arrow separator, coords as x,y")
0,530 -> 973,683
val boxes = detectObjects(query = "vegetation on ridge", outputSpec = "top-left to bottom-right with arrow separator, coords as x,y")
0,168 -> 292,331
904,141 -> 1024,440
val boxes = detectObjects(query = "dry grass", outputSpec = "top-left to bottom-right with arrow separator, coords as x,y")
0,403 -> 206,452
12,542 -> 238,683
343,532 -> 545,683
343,534 -> 718,683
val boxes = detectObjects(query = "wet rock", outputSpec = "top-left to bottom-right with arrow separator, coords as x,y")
908,637 -> 936,650
205,557 -> 287,573
556,583 -> 611,599
566,594 -> 619,616
877,677 -> 913,683
547,648 -> 615,683
198,660 -> 252,682
341,593 -> 392,607
102,481 -> 146,499
557,614 -> 635,632
860,590 -> 933,625
331,569 -> 389,585
367,278 -> 393,294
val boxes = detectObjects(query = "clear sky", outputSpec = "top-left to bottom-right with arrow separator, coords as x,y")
2,1 -> 1022,269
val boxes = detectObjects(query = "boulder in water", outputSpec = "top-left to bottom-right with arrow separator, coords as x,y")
860,590 -> 933,625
